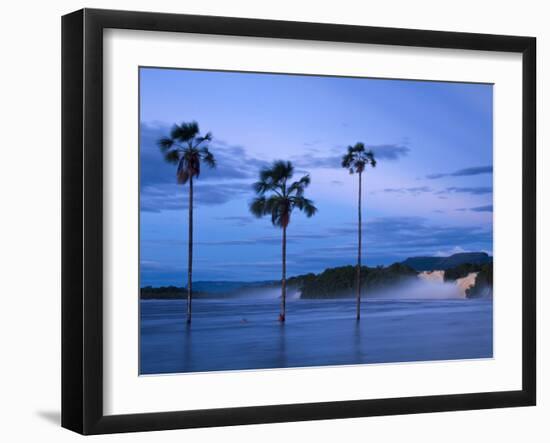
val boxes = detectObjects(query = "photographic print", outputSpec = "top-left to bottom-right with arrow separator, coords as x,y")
139,67 -> 494,375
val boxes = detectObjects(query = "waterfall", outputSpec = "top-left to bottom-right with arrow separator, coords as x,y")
455,272 -> 479,298
418,270 -> 445,284
418,270 -> 478,298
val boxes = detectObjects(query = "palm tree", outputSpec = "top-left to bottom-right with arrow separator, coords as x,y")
249,161 -> 317,322
157,121 -> 216,324
341,143 -> 376,321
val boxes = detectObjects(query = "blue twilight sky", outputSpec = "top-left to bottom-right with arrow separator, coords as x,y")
139,67 -> 493,286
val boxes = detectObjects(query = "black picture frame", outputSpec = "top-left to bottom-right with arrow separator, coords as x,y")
62,8 -> 536,435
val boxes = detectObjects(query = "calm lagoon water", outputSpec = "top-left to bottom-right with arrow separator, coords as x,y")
140,295 -> 493,375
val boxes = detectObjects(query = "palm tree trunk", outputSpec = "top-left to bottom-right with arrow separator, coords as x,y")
187,176 -> 193,324
281,225 -> 287,322
356,172 -> 362,321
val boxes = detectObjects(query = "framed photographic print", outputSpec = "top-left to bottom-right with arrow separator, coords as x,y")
62,8 -> 536,435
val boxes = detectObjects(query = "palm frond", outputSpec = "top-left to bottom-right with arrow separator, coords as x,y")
260,160 -> 294,184
249,196 -> 267,218
169,124 -> 182,140
200,147 -> 216,168
265,196 -> 289,227
172,121 -> 200,142
197,132 -> 213,145
164,149 -> 180,165
297,174 -> 311,187
157,137 -> 174,152
158,120 -> 215,184
366,150 -> 377,167
251,160 -> 315,228
253,180 -> 271,195
288,174 -> 311,196
341,147 -> 356,169
293,196 -> 317,217
272,160 -> 294,182
341,143 -> 376,173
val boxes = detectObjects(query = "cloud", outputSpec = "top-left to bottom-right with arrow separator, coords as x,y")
380,186 -> 432,195
140,182 -> 252,212
315,216 -> 492,263
456,204 -> 493,213
370,144 -> 410,160
140,123 -> 269,187
443,186 -> 493,195
366,217 -> 491,253
376,186 -> 492,200
291,153 -> 341,169
470,204 -> 493,212
426,165 -> 492,180
434,246 -> 469,257
142,216 -> 493,282
378,185 -> 492,197
196,217 -> 492,272
291,143 -> 409,169
303,139 -> 323,147
214,215 -> 255,226
196,232 -> 328,247
139,123 -> 275,212
140,260 -> 165,271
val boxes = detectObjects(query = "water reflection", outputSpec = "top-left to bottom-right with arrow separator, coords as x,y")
140,297 -> 493,375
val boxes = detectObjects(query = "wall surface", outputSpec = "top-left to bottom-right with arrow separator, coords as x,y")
0,0 -> 546,441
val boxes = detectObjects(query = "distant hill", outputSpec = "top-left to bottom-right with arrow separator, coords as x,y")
192,280 -> 276,294
140,286 -> 205,300
140,280 -> 277,299
401,252 -> 492,271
